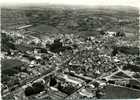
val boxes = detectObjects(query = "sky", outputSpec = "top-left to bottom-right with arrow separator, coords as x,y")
0,0 -> 140,8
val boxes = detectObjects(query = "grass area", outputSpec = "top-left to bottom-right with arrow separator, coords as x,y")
101,85 -> 140,99
27,24 -> 60,34
117,46 -> 139,55
115,72 -> 131,78
15,44 -> 35,53
123,64 -> 140,72
129,79 -> 140,86
2,59 -> 25,71
26,24 -> 61,38
133,73 -> 140,78
1,59 -> 27,83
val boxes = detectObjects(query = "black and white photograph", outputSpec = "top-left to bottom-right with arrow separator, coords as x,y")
1,0 -> 140,100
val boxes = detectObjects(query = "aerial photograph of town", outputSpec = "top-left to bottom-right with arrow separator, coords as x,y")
1,4 -> 140,100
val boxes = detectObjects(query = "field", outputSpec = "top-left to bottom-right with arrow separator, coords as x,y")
101,85 -> 140,99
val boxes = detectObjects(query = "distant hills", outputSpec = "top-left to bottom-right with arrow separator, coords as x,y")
1,5 -> 139,38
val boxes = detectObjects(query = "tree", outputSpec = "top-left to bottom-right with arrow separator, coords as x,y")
50,39 -> 63,53
49,76 -> 57,86
32,82 -> 45,93
1,32 -> 15,51
111,46 -> 118,56
25,82 -> 45,96
24,86 -> 34,96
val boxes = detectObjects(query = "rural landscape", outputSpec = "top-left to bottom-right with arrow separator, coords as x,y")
1,5 -> 140,100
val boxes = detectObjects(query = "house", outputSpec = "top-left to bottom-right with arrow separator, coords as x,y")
105,31 -> 116,37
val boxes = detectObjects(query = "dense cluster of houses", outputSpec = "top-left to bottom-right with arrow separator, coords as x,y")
1,29 -> 140,100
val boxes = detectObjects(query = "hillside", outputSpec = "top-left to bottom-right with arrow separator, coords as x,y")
1,6 -> 139,39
